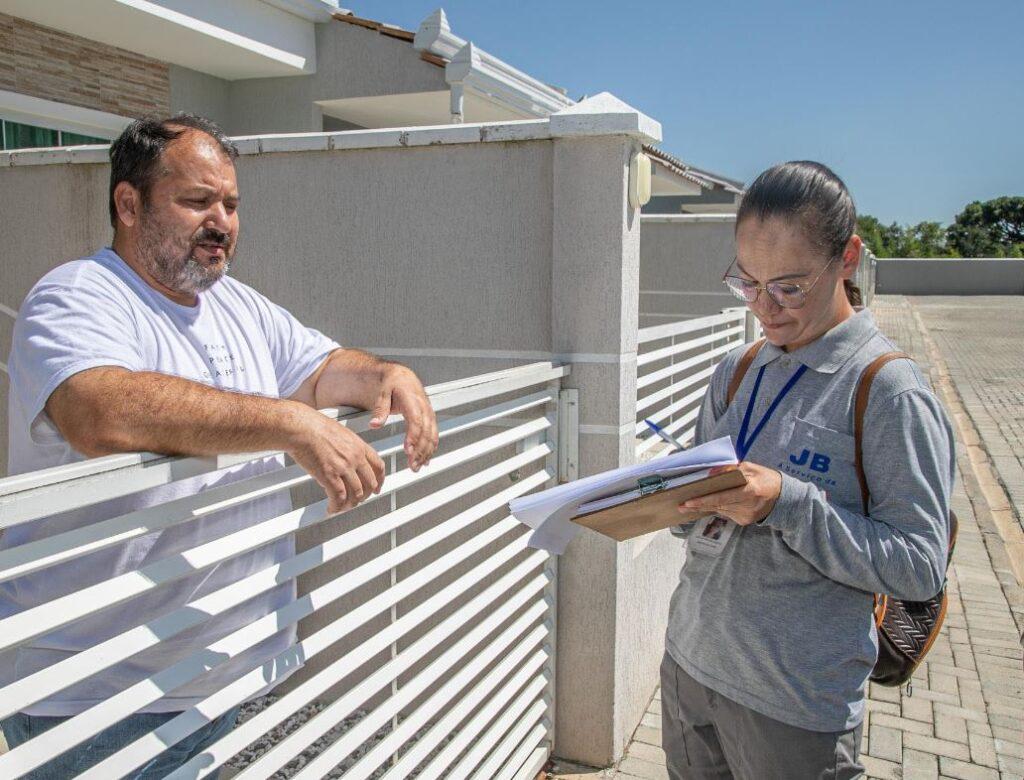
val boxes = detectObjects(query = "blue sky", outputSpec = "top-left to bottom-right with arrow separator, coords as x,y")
356,1 -> 1023,226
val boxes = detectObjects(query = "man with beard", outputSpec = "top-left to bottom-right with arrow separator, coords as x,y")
1,114 -> 438,778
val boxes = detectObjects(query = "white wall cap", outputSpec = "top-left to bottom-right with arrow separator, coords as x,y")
256,132 -> 330,153
640,213 -> 738,223
7,148 -> 72,166
229,137 -> 262,155
0,120 -> 556,168
549,92 -> 662,144
323,119 -> 550,150
1,144 -> 108,167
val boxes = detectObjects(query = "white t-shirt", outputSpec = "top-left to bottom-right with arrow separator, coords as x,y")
2,247 -> 339,715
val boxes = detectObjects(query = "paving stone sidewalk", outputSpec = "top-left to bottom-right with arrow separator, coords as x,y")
550,295 -> 1024,780
906,296 -> 1024,527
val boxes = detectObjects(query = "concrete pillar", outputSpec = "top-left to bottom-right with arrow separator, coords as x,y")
548,94 -> 661,766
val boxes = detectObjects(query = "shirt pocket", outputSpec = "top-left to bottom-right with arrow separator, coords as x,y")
782,417 -> 860,505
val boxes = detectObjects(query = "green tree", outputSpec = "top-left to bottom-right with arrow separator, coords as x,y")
947,197 -> 1024,257
906,221 -> 956,257
856,216 -> 954,257
856,215 -> 903,257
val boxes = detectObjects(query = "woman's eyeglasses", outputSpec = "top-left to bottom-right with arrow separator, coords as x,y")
722,256 -> 838,310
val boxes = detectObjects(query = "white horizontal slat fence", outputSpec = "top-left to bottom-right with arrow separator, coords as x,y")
0,362 -> 565,779
635,308 -> 755,459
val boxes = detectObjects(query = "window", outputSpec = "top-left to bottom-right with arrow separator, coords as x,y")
0,119 -> 107,150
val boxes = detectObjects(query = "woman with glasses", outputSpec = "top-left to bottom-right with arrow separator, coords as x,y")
660,161 -> 954,779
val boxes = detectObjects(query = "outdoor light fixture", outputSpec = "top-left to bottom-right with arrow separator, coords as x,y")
628,151 -> 652,209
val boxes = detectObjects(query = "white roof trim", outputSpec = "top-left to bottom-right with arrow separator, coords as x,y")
0,90 -> 130,139
119,0 -> 311,72
448,42 -> 565,118
414,9 -> 574,117
260,0 -> 339,22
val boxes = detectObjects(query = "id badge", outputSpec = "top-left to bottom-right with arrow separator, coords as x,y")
689,515 -> 737,557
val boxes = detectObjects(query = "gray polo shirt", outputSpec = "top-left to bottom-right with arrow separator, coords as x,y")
666,309 -> 954,732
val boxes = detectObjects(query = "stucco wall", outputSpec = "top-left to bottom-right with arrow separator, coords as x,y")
313,20 -> 448,100
639,216 -> 737,327
225,21 -> 447,135
0,162 -> 112,474
0,139 -> 554,472
168,65 -> 232,130
876,258 -> 1024,296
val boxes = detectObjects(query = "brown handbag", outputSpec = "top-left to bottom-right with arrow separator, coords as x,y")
728,341 -> 958,688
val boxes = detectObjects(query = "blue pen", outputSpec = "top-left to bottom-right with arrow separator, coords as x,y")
644,419 -> 686,452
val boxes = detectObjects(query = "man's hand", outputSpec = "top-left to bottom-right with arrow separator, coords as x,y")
678,462 -> 783,526
367,365 -> 439,472
287,406 -> 386,514
299,351 -> 439,474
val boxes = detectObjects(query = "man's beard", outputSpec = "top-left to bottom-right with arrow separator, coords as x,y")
136,213 -> 235,296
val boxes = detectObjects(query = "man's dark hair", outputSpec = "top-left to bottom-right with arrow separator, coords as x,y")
736,161 -> 862,306
108,113 -> 239,228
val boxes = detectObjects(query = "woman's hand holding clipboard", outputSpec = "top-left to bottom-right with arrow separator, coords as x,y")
678,462 -> 784,526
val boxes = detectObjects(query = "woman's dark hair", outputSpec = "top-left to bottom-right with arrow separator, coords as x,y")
108,113 -> 239,228
736,161 -> 862,306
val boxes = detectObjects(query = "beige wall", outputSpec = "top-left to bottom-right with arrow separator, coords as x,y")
0,12 -> 169,120
0,139 -> 555,469
233,142 -> 553,358
640,217 -> 738,328
168,65 -> 231,130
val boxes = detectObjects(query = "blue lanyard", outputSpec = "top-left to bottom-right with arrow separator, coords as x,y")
736,363 -> 808,461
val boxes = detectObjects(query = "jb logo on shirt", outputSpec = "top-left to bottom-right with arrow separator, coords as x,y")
789,449 -> 831,473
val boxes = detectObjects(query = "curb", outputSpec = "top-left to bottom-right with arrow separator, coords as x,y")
908,303 -> 1024,596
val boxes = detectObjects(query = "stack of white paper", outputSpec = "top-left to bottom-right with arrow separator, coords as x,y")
510,436 -> 738,554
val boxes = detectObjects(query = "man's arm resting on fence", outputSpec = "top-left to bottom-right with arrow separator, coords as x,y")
289,348 -> 439,471
45,367 -> 385,513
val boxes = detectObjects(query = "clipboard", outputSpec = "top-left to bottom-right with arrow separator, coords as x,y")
570,465 -> 747,542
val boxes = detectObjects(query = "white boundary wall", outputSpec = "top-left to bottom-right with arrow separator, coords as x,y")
0,98 -> 669,767
639,214 -> 738,327
876,258 -> 1024,295
640,215 -> 879,322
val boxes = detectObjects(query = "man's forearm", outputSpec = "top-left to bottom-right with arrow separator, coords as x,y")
310,348 -> 398,411
48,367 -> 309,458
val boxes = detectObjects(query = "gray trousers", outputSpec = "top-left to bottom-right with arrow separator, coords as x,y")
660,653 -> 864,780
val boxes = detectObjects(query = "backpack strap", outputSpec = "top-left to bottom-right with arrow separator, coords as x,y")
727,339 -> 766,406
854,352 -> 911,515
853,351 -> 911,627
